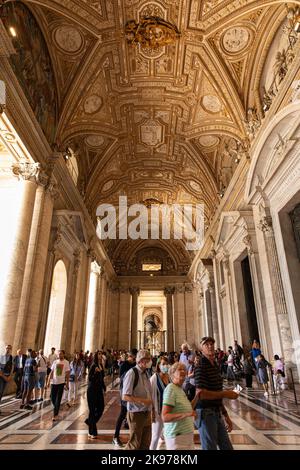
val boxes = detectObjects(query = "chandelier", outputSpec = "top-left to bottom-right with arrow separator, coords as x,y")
125,16 -> 180,50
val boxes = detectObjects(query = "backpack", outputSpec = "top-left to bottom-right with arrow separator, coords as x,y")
120,366 -> 139,391
120,367 -> 140,405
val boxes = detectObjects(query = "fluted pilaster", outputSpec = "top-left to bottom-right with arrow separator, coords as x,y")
258,216 -> 293,365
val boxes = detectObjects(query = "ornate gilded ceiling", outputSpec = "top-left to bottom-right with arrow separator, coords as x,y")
1,0 -> 294,272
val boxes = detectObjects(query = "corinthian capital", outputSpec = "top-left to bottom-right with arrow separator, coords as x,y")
257,216 -> 273,233
164,286 -> 175,296
91,260 -> 101,275
12,162 -> 41,182
129,287 -> 140,296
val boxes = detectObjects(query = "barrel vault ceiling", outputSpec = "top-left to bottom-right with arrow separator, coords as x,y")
4,0 -> 289,272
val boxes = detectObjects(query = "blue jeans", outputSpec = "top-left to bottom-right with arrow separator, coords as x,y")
196,408 -> 233,450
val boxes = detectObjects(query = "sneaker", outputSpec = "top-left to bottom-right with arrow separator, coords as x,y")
264,391 -> 269,397
112,437 -> 124,448
24,405 -> 33,410
37,398 -> 43,402
88,434 -> 97,439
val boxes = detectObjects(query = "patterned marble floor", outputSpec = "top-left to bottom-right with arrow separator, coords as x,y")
0,377 -> 300,450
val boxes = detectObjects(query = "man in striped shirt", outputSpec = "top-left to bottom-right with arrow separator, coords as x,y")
195,336 -> 238,450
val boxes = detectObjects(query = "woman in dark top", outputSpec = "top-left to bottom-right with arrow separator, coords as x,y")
85,350 -> 106,438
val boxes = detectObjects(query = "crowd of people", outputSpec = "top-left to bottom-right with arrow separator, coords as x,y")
0,338 -> 288,450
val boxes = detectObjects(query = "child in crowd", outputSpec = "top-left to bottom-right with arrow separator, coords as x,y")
274,369 -> 288,394
257,354 -> 272,397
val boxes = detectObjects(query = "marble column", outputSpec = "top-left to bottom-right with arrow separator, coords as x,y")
88,261 -> 102,352
61,249 -> 81,354
209,283 -> 220,346
198,289 -> 205,338
204,288 -> 213,337
35,225 -> 62,350
129,287 -> 140,350
212,252 -> 225,350
98,271 -> 107,350
0,163 -> 40,349
258,216 -> 294,367
118,287 -> 131,350
164,286 -> 175,352
15,177 -> 58,350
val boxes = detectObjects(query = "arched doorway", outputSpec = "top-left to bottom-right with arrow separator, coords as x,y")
44,260 -> 67,353
137,291 -> 167,354
143,311 -> 165,356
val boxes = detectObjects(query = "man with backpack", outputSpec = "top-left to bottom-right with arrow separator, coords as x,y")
122,349 -> 153,450
112,350 -> 136,448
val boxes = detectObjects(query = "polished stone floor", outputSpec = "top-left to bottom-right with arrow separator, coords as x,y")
0,377 -> 300,450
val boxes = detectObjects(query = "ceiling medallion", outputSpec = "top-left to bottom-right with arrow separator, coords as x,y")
125,16 -> 180,50
222,27 -> 250,54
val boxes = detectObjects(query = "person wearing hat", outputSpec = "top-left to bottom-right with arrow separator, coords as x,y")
194,336 -> 239,450
122,349 -> 153,449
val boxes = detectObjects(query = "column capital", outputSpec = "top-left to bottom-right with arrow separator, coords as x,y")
243,234 -> 254,255
91,260 -> 101,276
110,282 -> 120,293
175,284 -> 185,294
87,248 -> 97,261
257,216 -> 273,233
164,286 -> 175,296
11,162 -> 42,183
185,283 -> 193,293
129,287 -> 140,296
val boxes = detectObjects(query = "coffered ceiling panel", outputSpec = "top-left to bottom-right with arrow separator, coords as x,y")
2,0 -> 292,267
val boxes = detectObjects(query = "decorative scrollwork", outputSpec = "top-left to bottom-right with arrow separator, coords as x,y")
125,16 -> 180,50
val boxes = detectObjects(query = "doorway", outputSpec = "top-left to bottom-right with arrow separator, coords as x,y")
137,290 -> 166,354
241,256 -> 260,346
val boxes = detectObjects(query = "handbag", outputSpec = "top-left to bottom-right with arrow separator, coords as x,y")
185,382 -> 196,401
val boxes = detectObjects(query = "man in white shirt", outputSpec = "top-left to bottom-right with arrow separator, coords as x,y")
46,347 -> 58,388
47,350 -> 70,421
